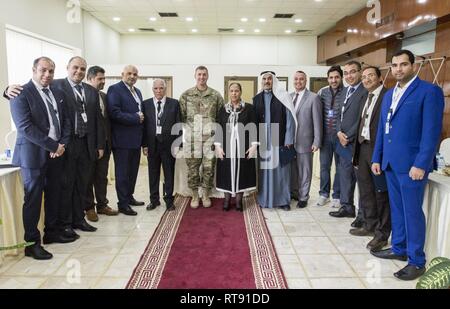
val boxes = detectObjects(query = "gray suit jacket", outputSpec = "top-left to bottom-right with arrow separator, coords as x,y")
291,89 -> 323,154
336,83 -> 368,143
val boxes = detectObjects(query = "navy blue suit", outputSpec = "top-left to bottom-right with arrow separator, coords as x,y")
107,81 -> 144,209
10,80 -> 71,243
372,77 -> 444,267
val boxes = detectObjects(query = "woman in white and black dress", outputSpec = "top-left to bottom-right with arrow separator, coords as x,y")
215,83 -> 257,211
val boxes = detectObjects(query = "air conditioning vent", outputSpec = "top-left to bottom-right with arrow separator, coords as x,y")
218,28 -> 234,33
296,30 -> 312,33
274,13 -> 294,19
159,12 -> 178,17
375,13 -> 395,28
337,36 -> 347,46
138,28 -> 156,32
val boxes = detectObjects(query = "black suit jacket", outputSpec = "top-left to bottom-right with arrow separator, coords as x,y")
337,83 -> 368,143
141,97 -> 181,156
10,80 -> 71,169
99,91 -> 112,153
353,87 -> 388,167
52,78 -> 105,161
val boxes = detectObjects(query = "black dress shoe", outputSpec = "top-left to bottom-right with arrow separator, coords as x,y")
130,197 -> 145,206
297,201 -> 308,209
351,217 -> 364,228
25,244 -> 53,260
370,248 -> 407,261
146,203 -> 159,211
119,206 -> 138,216
394,264 -> 425,281
329,206 -> 356,218
43,234 -> 77,245
61,227 -> 80,239
282,205 -> 291,211
349,227 -> 374,237
366,238 -> 388,252
166,205 -> 176,212
73,220 -> 98,232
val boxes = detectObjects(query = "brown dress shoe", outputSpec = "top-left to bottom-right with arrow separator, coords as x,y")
86,209 -> 99,222
97,206 -> 119,216
366,238 -> 388,252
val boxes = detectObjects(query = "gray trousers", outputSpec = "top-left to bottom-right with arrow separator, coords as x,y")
291,152 -> 313,202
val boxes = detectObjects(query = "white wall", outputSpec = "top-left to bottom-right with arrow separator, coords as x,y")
83,12 -> 121,65
120,34 -> 318,66
104,34 -> 325,100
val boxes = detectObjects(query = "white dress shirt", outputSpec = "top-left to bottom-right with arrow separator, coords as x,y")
32,79 -> 60,141
293,89 -> 306,113
153,97 -> 166,131
124,81 -> 142,111
390,75 -> 417,114
361,85 -> 383,141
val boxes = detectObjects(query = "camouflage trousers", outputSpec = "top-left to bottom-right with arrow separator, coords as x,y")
185,139 -> 216,190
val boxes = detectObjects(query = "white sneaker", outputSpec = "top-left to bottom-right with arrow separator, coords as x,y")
331,199 -> 341,208
316,196 -> 330,206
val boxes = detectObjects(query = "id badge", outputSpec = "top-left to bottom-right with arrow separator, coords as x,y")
328,110 -> 334,117
81,112 -> 88,123
157,126 -> 162,135
361,127 -> 369,138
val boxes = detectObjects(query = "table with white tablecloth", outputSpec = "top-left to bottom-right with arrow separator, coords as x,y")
423,173 -> 450,259
0,167 -> 24,265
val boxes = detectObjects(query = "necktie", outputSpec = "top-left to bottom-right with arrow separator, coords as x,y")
348,87 -> 356,97
157,101 -> 162,115
156,101 -> 163,142
293,92 -> 299,107
74,84 -> 87,137
358,93 -> 375,144
42,88 -> 61,140
99,93 -> 105,117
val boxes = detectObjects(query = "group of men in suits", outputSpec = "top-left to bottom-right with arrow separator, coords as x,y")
4,49 -> 444,281
290,50 -> 444,281
5,58 -> 182,260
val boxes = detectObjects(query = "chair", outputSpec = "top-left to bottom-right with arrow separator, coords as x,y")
439,138 -> 450,165
4,130 -> 17,153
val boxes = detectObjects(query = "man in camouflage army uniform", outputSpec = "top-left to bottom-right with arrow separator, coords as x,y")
179,66 -> 224,208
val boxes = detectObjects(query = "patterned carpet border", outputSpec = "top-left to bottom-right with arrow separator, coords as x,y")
126,194 -> 189,289
244,193 -> 288,289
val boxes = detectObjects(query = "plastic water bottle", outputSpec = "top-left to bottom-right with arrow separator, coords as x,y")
436,152 -> 445,174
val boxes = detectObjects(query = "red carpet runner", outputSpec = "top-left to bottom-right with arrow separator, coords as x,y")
127,194 -> 287,289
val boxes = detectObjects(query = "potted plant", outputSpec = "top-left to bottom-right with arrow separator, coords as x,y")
416,257 -> 450,289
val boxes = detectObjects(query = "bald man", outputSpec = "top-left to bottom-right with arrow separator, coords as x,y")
106,65 -> 145,216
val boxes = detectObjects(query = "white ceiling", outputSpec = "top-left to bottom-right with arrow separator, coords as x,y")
81,0 -> 368,36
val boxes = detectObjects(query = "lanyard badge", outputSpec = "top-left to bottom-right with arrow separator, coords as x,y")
385,109 -> 393,135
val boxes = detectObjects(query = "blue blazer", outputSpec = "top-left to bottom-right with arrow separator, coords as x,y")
106,81 -> 144,149
10,80 -> 71,169
372,77 -> 445,173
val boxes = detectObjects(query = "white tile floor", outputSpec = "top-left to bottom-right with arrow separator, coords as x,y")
0,169 -> 417,289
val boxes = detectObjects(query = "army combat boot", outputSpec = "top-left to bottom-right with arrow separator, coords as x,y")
191,190 -> 200,209
202,189 -> 212,208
